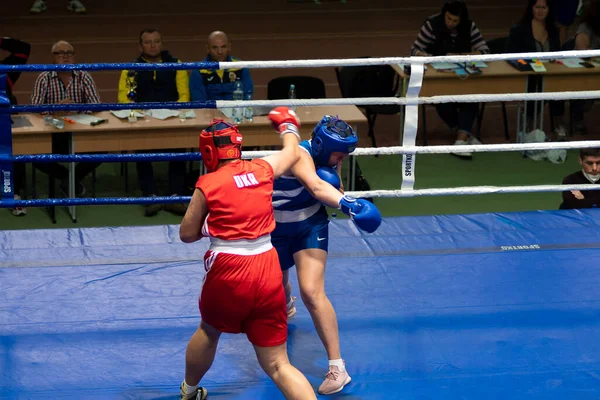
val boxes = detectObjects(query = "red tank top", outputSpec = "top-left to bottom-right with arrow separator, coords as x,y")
195,159 -> 275,240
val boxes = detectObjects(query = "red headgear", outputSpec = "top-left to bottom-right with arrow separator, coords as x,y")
199,119 -> 243,172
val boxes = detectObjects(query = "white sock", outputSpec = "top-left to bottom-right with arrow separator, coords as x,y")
182,380 -> 198,396
329,358 -> 345,372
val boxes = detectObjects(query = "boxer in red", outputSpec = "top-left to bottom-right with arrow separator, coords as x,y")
178,107 -> 317,400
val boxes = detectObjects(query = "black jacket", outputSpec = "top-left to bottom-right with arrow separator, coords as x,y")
133,51 -> 180,103
560,171 -> 600,209
506,22 -> 561,54
427,13 -> 473,56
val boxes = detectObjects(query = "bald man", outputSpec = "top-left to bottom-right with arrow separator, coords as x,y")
30,40 -> 101,196
189,31 -> 254,102
31,40 -> 100,106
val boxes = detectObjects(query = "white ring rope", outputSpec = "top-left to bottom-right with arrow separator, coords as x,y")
351,141 -> 600,155
344,184 -> 600,199
243,140 -> 600,198
1,51 -> 596,210
217,90 -> 600,109
224,50 -> 600,200
226,48 -> 600,200
218,49 -> 600,70
243,140 -> 600,158
17,51 -> 594,202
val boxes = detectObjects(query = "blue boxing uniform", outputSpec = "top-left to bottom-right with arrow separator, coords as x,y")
272,114 -> 380,395
271,141 -> 331,270
272,115 -> 382,271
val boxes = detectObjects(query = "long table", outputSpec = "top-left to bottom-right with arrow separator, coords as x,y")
417,61 -> 531,96
542,61 -> 600,92
10,105 -> 368,223
13,106 -> 367,152
393,60 -> 600,96
392,62 -> 531,143
392,60 -> 600,143
392,61 -> 531,97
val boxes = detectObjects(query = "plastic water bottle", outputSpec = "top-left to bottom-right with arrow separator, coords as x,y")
128,110 -> 137,123
232,79 -> 244,124
244,93 -> 253,122
44,115 -> 64,129
288,84 -> 296,111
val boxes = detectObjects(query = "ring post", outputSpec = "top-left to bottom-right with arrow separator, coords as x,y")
0,73 -> 14,210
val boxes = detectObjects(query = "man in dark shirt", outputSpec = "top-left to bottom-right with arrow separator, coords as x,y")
189,31 -> 254,102
117,28 -> 189,217
560,148 -> 600,209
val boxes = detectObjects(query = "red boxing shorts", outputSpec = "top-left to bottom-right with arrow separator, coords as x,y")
199,247 -> 287,347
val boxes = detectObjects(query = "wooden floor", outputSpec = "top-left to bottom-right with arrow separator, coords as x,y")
1,0 -> 593,147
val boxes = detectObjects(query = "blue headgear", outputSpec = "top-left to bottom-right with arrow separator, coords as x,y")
310,115 -> 358,166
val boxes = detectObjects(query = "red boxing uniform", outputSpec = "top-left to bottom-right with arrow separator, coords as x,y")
195,158 -> 287,347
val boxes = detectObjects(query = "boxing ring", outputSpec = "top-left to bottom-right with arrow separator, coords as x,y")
3,210 -> 600,399
3,51 -> 600,399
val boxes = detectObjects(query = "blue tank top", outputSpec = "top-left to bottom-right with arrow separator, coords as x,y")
272,140 -> 327,225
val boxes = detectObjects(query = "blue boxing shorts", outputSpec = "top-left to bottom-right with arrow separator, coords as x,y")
271,208 -> 330,271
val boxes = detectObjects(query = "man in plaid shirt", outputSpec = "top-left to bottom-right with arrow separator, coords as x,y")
30,40 -> 101,196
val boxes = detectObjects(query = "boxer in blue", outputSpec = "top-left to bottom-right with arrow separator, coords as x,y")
269,108 -> 382,395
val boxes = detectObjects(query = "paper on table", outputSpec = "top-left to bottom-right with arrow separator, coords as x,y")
431,61 -> 488,69
11,115 -> 33,128
430,62 -> 460,70
111,110 -> 145,119
144,109 -> 181,120
530,62 -> 547,72
561,58 -> 585,68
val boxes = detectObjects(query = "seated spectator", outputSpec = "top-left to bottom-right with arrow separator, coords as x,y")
564,0 -> 600,135
411,0 -> 490,159
189,31 -> 254,101
118,28 -> 189,217
560,148 -> 600,209
507,0 -> 567,140
30,40 -> 101,196
1,37 -> 31,216
30,0 -> 86,13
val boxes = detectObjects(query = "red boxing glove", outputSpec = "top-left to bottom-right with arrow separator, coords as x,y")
269,107 -> 301,140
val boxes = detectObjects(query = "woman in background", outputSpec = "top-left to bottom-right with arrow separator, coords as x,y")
506,0 -> 566,140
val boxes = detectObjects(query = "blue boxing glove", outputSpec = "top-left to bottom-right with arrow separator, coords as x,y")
338,195 -> 382,233
316,166 -> 341,190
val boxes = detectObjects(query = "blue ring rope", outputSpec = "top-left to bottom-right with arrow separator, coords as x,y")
3,101 -> 217,113
0,61 -> 257,211
1,196 -> 191,208
2,152 -> 203,163
0,61 -> 220,73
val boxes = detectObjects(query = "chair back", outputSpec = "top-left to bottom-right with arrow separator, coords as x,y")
267,76 -> 326,99
335,63 -> 400,114
486,37 -> 508,54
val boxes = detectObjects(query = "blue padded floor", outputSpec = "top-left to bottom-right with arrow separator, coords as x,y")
2,209 -> 600,399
